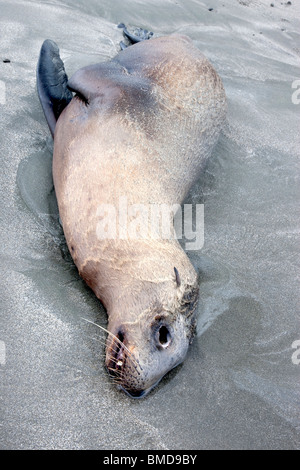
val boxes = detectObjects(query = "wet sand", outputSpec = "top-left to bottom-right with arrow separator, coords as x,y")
0,0 -> 299,449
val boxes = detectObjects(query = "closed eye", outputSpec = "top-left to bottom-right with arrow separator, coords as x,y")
67,84 -> 89,106
73,91 -> 89,106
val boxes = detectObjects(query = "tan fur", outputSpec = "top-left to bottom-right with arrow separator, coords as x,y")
53,35 -> 226,396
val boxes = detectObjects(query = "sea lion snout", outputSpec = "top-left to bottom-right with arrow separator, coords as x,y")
105,303 -> 194,398
101,251 -> 200,397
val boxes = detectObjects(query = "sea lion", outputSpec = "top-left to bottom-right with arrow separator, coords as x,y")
37,28 -> 226,398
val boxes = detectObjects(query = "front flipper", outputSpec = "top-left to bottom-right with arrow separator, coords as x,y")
37,39 -> 73,137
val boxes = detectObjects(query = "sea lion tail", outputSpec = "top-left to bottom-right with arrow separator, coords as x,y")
36,39 -> 73,137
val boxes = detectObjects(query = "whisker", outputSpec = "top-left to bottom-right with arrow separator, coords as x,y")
91,335 -> 139,372
81,329 -> 140,388
82,318 -> 143,390
81,317 -> 141,371
106,353 -> 141,381
88,334 -> 140,377
86,335 -> 106,347
107,355 -> 138,377
82,318 -> 131,352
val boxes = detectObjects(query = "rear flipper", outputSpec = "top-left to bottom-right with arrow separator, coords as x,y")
118,24 -> 154,50
37,39 -> 73,137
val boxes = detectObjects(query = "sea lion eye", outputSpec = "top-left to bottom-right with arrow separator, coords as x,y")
67,82 -> 89,106
73,91 -> 89,106
157,325 -> 171,349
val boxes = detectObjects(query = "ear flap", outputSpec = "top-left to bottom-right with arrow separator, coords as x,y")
37,39 -> 73,137
174,267 -> 181,288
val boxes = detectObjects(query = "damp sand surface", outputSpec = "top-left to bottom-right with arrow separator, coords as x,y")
0,0 -> 299,450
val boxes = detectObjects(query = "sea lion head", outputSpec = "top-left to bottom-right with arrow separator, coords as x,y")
104,252 -> 199,398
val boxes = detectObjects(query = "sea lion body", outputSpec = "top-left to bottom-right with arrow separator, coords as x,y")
38,34 -> 226,397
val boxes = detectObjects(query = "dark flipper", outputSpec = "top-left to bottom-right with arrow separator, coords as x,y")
37,39 -> 73,137
119,41 -> 128,51
123,26 -> 154,43
119,25 -> 154,50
